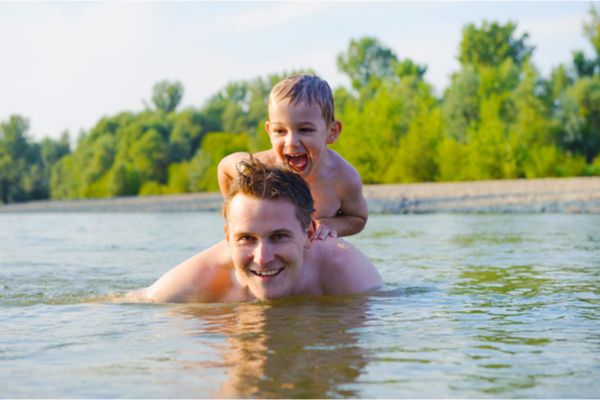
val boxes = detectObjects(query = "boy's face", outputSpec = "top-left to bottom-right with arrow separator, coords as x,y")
266,99 -> 340,178
225,193 -> 313,300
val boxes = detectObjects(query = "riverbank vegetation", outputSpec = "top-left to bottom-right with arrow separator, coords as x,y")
2,8 -> 600,203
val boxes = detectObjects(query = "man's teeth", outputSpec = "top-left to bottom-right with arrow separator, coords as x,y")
251,268 -> 283,277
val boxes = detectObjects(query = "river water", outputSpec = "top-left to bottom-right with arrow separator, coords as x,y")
1,212 -> 599,398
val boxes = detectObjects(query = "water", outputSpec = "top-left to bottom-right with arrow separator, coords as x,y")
1,212 -> 599,398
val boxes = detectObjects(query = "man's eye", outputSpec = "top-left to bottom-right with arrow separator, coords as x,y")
272,233 -> 289,241
239,235 -> 254,243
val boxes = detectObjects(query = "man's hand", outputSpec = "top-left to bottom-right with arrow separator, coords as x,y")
313,219 -> 338,241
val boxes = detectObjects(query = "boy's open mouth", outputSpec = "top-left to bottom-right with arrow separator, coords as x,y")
285,154 -> 308,172
250,267 -> 284,278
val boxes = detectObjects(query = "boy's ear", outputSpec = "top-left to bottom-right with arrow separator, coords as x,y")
326,120 -> 342,144
264,120 -> 271,135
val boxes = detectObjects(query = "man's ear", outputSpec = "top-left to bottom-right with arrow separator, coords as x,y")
305,220 -> 316,248
224,224 -> 230,244
326,120 -> 342,144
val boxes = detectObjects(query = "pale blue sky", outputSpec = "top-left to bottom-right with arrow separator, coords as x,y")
0,1 -> 596,141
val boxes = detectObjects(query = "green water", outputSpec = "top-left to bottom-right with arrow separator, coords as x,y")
1,213 -> 599,398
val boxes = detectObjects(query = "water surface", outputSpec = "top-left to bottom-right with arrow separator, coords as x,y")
1,213 -> 599,398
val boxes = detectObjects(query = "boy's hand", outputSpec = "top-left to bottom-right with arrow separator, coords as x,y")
313,219 -> 338,241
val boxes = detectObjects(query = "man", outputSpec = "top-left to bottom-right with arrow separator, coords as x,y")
126,159 -> 382,303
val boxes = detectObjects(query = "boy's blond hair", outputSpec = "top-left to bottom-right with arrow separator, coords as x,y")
269,75 -> 335,124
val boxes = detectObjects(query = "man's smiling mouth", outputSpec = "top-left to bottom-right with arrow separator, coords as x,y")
250,267 -> 284,278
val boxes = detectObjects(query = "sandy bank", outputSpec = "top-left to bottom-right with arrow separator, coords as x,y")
1,177 -> 599,214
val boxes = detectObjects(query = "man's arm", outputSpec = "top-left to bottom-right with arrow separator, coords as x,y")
124,241 -> 234,303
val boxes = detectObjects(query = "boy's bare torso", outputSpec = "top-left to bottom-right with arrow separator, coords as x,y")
225,149 -> 357,220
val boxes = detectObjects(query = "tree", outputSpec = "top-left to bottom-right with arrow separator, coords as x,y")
442,65 -> 480,142
459,21 -> 534,69
188,132 -> 250,192
337,37 -> 399,91
150,80 -> 184,113
129,129 -> 168,182
557,76 -> 600,161
584,4 -> 600,57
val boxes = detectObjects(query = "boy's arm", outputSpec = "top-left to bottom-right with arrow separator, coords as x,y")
217,152 -> 250,198
314,172 -> 368,239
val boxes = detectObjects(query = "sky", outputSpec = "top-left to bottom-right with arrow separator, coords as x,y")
0,1 -> 597,142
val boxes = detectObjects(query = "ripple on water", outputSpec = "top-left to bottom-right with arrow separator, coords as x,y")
1,213 -> 600,398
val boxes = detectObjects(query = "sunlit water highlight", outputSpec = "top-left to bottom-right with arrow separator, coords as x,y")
1,212 -> 599,398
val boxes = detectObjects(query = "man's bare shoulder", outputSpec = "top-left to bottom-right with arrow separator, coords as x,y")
312,238 -> 382,295
129,242 -> 247,303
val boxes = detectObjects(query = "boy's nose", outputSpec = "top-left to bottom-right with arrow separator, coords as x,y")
285,132 -> 300,148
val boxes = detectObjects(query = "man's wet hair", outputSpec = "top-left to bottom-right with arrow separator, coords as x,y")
223,157 -> 315,230
269,74 -> 335,124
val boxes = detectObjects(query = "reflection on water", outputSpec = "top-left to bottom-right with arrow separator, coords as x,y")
171,296 -> 371,398
1,213 -> 600,397
454,264 -> 551,296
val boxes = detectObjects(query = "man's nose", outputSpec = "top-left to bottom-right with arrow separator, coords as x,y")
253,241 -> 274,265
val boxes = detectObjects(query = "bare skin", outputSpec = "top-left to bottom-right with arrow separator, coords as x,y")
125,99 -> 373,303
219,99 -> 368,238
126,195 -> 382,303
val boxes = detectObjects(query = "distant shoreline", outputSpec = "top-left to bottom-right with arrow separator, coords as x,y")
1,176 -> 599,214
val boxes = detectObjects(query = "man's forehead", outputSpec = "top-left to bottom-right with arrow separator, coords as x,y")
226,194 -> 302,229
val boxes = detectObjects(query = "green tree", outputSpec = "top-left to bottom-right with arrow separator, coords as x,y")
189,132 -> 250,192
150,80 -> 184,113
0,115 -> 48,202
337,36 -> 400,91
442,65 -> 480,142
557,76 -> 600,161
129,129 -> 168,182
459,21 -> 534,69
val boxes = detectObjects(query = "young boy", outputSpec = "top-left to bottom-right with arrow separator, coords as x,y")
219,74 -> 367,239
128,75 -> 369,303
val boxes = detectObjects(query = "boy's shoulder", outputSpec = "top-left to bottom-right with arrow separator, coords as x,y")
326,149 -> 363,190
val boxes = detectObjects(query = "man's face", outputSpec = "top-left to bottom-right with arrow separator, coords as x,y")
225,193 -> 313,300
265,99 -> 339,178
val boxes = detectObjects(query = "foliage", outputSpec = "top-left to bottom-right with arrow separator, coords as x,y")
2,13 -> 600,204
149,80 -> 184,114
1,115 -> 70,203
459,21 -> 534,68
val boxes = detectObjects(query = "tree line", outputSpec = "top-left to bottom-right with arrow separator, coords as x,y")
1,8 -> 599,204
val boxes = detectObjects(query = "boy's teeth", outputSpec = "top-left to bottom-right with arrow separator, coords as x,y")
287,154 -> 308,171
